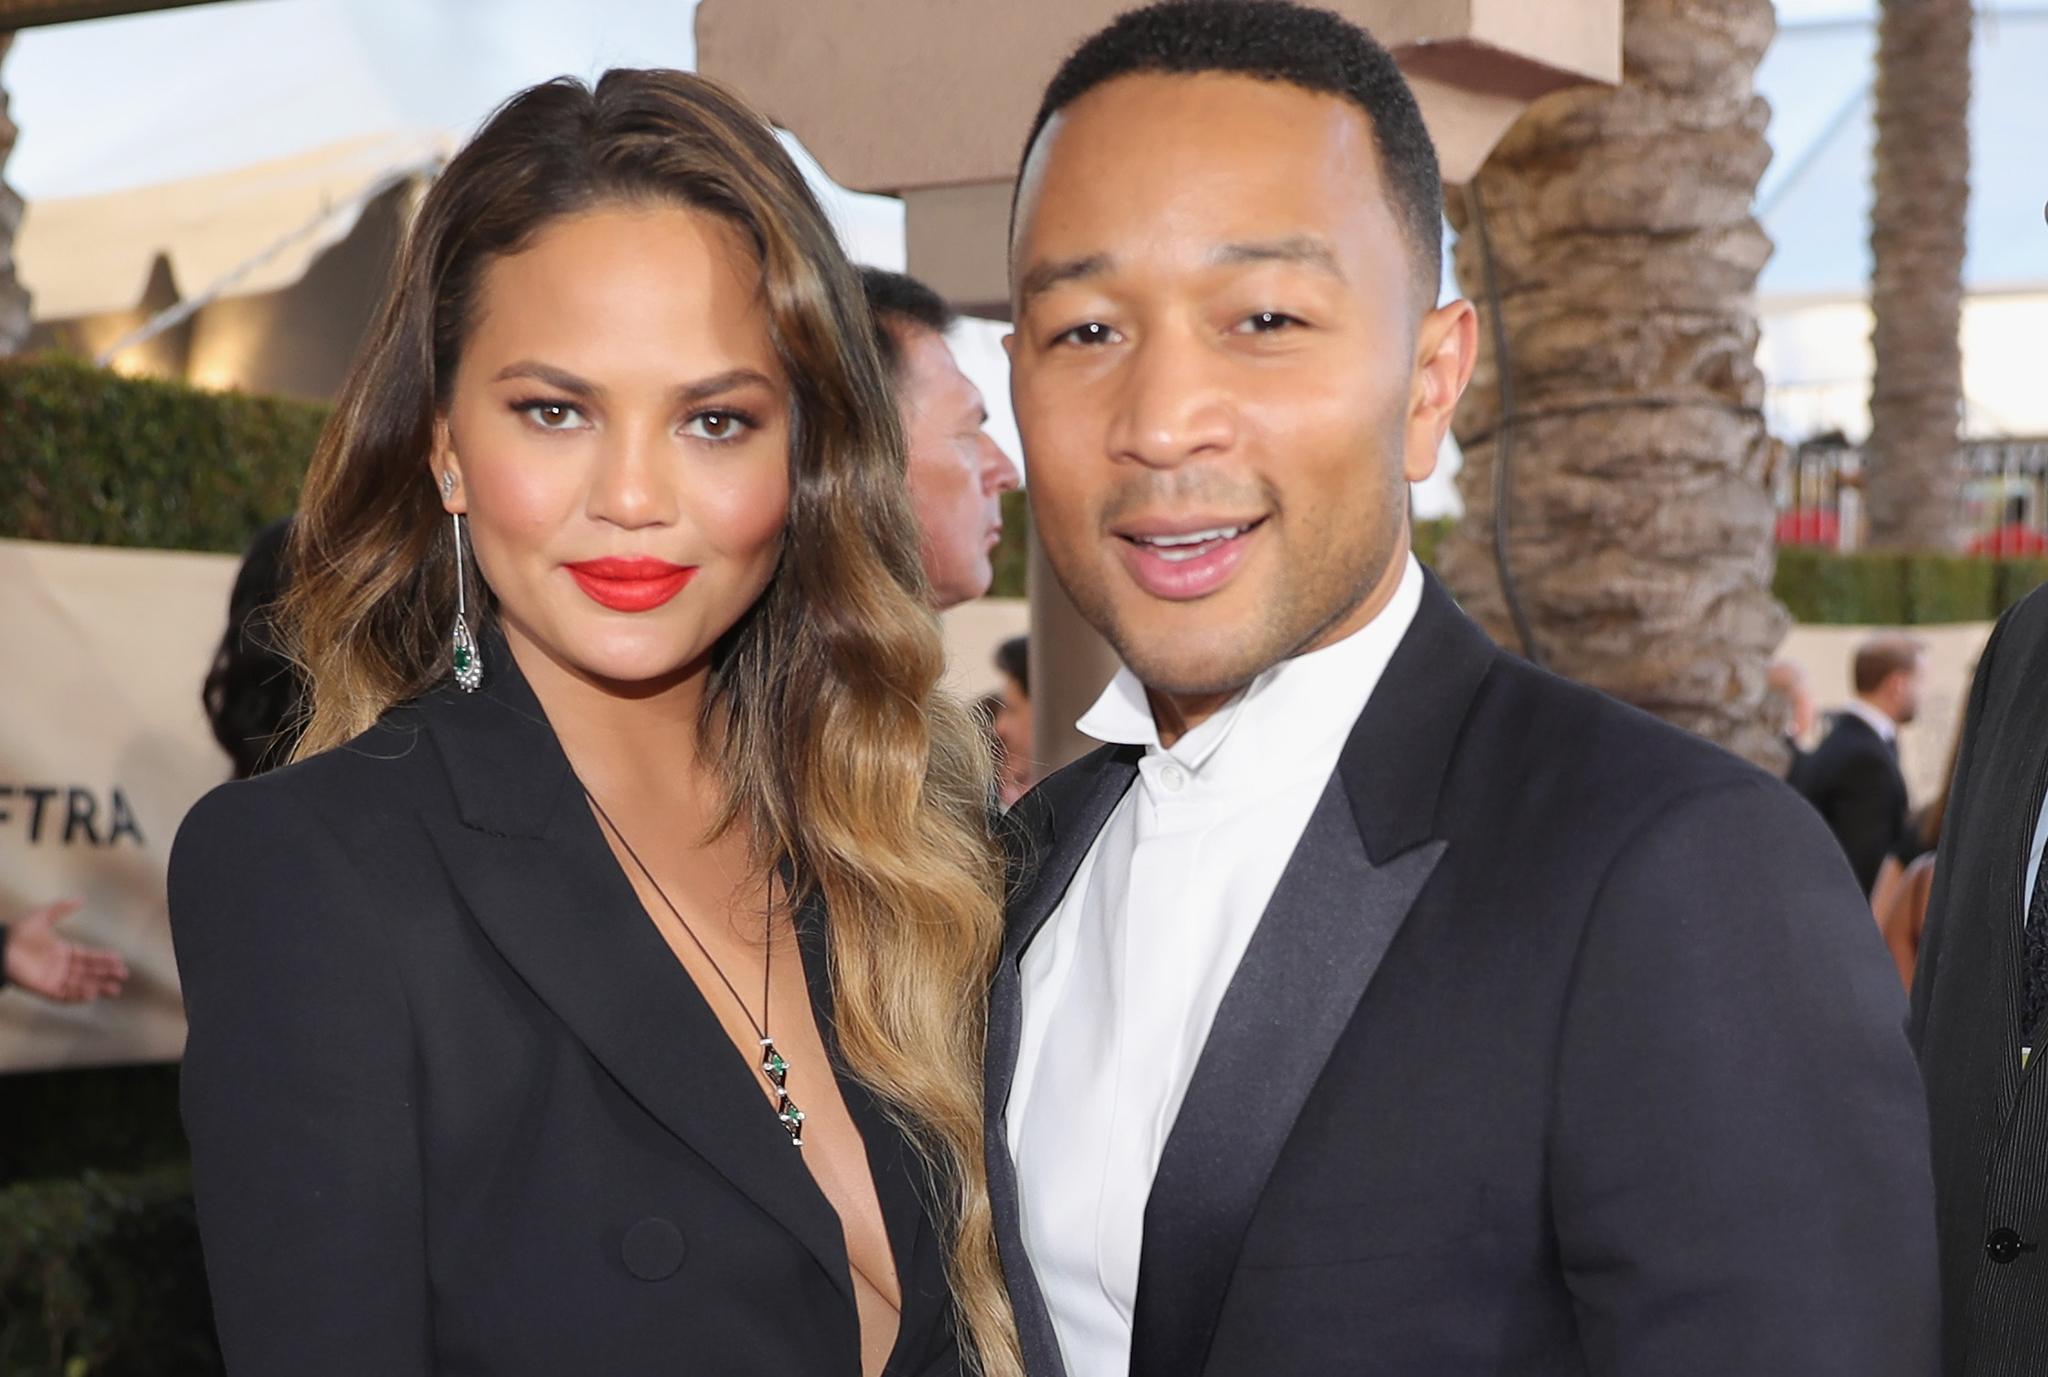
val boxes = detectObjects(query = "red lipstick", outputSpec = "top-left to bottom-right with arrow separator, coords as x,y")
564,557 -> 697,612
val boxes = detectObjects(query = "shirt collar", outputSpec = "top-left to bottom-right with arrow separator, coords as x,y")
1075,555 -> 1426,782
1841,697 -> 1899,743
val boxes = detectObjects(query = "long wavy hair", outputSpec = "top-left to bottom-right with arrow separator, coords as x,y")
283,69 -> 1017,1375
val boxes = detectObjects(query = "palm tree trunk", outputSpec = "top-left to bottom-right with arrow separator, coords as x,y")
1438,0 -> 1787,771
0,33 -> 30,354
1864,0 -> 1971,551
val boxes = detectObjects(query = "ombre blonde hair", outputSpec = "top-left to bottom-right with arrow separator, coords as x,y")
283,69 -> 1018,1375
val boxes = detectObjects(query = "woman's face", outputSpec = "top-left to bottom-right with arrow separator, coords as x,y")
433,202 -> 791,691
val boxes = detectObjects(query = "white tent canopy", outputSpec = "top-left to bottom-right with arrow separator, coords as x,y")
17,130 -> 446,321
3,0 -> 1039,457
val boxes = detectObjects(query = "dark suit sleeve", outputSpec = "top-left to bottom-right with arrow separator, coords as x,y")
168,782 -> 433,1375
1910,608 -> 2011,1046
1823,750 -> 1909,895
1550,776 -> 1939,1377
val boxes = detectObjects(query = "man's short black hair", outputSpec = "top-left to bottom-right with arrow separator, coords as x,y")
858,266 -> 958,380
1018,0 -> 1443,295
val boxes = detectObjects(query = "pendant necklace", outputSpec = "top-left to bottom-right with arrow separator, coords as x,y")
585,790 -> 805,1147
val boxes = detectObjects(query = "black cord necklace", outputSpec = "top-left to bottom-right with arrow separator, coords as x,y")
585,790 -> 805,1147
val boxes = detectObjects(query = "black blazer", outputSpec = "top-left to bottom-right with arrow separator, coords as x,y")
988,575 -> 1938,1377
1798,710 -> 1910,896
1912,583 -> 2048,1376
168,649 -> 958,1377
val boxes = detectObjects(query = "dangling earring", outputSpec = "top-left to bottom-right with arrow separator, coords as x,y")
450,510 -> 482,692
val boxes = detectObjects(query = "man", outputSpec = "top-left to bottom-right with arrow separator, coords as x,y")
1767,656 -> 1817,784
988,5 -> 1937,1376
992,634 -> 1034,807
859,266 -> 1022,608
1798,634 -> 1924,895
1913,582 -> 2048,1374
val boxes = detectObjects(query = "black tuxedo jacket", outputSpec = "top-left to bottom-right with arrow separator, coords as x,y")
988,576 -> 1937,1377
168,651 -> 957,1376
1912,583 -> 2048,1376
1799,710 -> 1910,896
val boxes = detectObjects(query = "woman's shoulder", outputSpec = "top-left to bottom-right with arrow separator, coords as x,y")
173,701 -> 447,870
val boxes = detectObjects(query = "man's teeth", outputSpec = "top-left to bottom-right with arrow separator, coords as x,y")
1137,525 -> 1248,548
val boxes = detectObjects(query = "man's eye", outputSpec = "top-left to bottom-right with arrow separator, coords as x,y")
517,401 -> 586,430
683,410 -> 754,442
1236,311 -> 1304,335
1053,322 -> 1120,347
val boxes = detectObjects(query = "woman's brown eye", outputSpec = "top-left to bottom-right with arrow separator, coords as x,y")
684,411 -> 751,442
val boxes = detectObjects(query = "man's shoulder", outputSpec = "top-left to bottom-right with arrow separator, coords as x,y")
1462,652 -> 1801,841
1983,579 -> 2048,682
1806,712 -> 1889,772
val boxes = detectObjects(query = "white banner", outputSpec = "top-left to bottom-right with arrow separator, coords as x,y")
0,538 -> 238,1071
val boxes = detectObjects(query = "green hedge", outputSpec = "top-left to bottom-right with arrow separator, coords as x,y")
1774,546 -> 2048,625
0,355 -> 322,552
0,1165 -> 220,1376
1404,523 -> 2040,625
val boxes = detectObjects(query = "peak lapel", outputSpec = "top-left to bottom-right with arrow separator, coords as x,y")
1130,574 -> 1493,1377
1129,784 -> 1446,1377
416,652 -> 854,1308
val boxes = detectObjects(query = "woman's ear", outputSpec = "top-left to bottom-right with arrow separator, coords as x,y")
430,416 -> 466,514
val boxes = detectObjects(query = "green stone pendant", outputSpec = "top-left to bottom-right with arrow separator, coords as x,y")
762,1038 -> 803,1147
451,614 -> 482,693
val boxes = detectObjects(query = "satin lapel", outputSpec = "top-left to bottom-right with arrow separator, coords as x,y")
1128,781 -> 1447,1377
1129,573 -> 1490,1377
417,652 -> 854,1308
986,745 -> 1140,1377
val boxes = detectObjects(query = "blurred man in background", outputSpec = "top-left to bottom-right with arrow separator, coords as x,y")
991,634 -> 1034,807
1798,633 -> 1924,895
860,267 -> 1022,608
1767,656 -> 1818,784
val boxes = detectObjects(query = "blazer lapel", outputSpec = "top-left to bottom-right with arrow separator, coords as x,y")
987,744 -> 1141,1377
1128,788 -> 1445,1377
1129,573 -> 1494,1377
416,649 -> 855,1309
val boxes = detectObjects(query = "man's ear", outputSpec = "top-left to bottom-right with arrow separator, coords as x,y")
1404,298 -> 1478,484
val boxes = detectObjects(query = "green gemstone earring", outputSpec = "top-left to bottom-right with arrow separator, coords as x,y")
450,508 -> 482,693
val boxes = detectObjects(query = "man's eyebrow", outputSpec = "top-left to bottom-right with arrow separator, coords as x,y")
1017,253 -> 1113,306
1211,236 -> 1346,280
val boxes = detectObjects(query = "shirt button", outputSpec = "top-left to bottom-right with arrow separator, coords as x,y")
1159,763 -> 1186,792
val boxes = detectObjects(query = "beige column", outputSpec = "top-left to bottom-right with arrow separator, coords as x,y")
698,0 -> 1620,771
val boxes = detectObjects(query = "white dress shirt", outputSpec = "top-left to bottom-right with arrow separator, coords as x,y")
1005,555 -> 1424,1377
2025,788 -> 2048,927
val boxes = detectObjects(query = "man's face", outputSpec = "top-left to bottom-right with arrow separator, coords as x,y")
895,324 -> 1022,609
1892,657 -> 1926,726
1007,72 -> 1473,702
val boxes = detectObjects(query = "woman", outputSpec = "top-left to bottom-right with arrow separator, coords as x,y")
201,516 -> 306,778
168,70 -> 1014,1377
